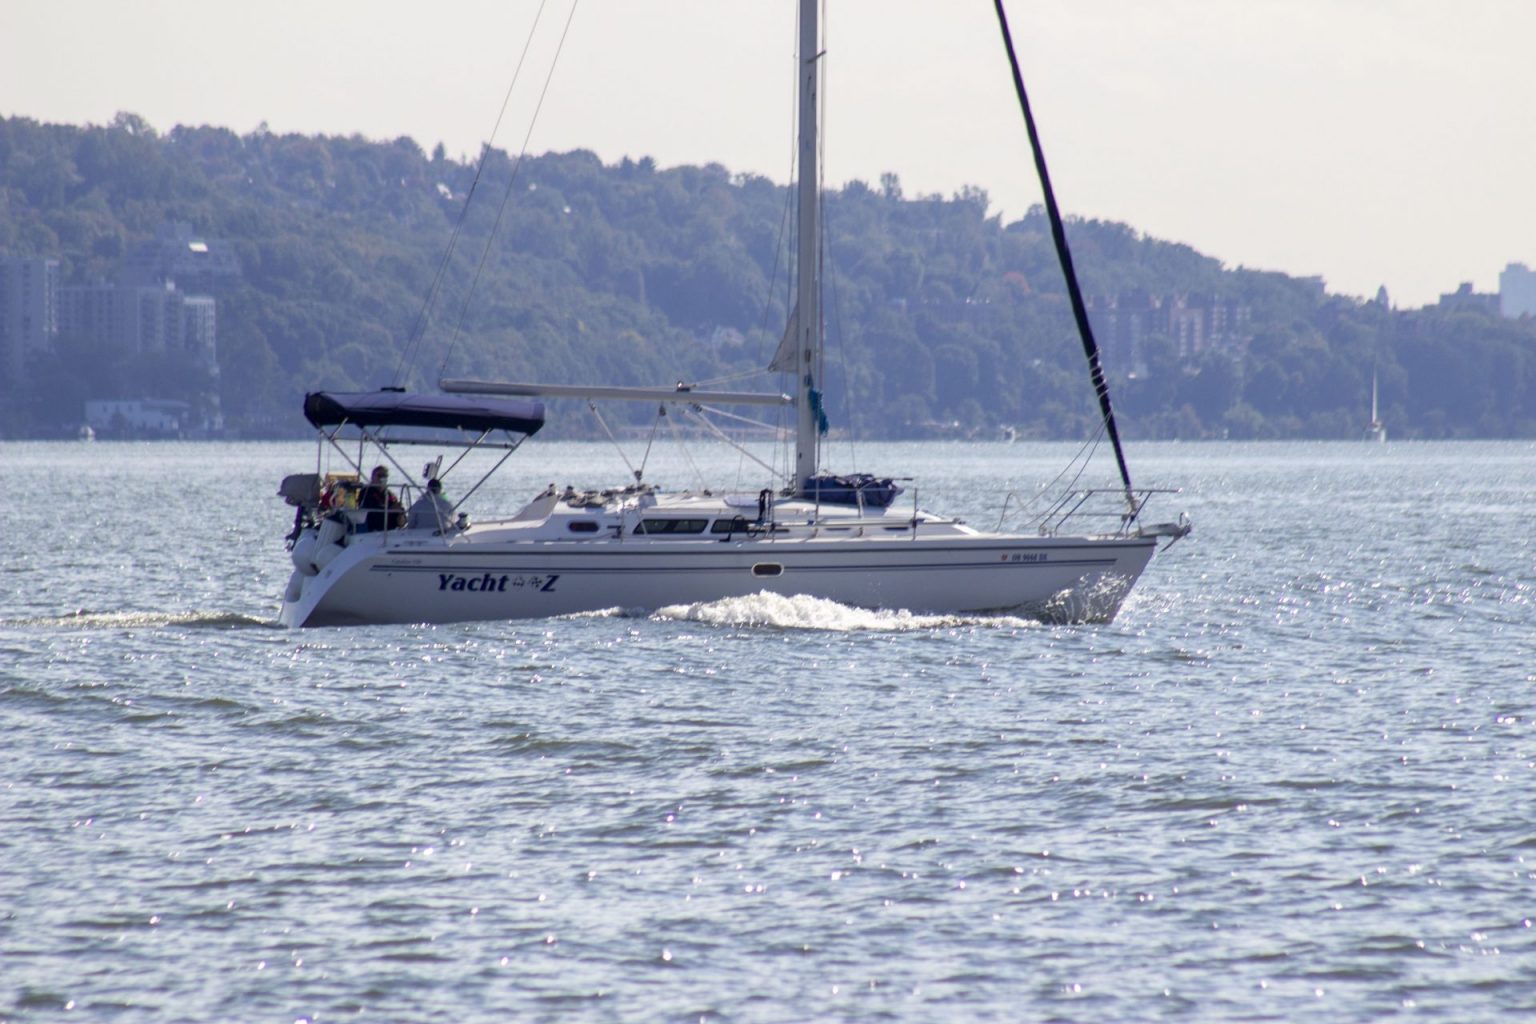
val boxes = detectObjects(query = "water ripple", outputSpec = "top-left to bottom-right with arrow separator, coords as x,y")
3,441 -> 1535,1021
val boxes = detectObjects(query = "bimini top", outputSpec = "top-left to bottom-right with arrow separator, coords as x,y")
303,389 -> 546,436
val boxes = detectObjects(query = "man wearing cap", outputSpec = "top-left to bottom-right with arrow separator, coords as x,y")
360,465 -> 405,532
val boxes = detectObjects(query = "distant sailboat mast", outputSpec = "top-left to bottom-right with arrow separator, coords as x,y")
1366,364 -> 1387,442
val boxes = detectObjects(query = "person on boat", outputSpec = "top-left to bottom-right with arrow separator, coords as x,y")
406,478 -> 455,532
360,465 -> 404,532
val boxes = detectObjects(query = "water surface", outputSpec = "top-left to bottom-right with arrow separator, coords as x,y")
2,440 -> 1532,1021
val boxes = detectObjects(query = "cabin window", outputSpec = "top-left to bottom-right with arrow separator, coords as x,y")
635,518 -> 708,535
567,520 -> 600,533
751,562 -> 784,577
710,516 -> 753,534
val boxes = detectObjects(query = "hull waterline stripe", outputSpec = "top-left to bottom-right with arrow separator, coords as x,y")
365,557 -> 1126,576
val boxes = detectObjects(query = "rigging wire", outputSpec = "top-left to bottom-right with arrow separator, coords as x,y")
663,407 -> 709,493
392,0 -> 554,389
690,404 -> 783,436
815,0 -> 861,475
585,401 -> 640,482
774,3 -> 807,487
816,169 -> 861,473
636,406 -> 663,482
812,0 -> 829,478
690,367 -> 778,388
995,421 -> 1107,530
753,169 -> 796,372
825,226 -> 857,471
436,0 -> 582,382
682,406 -> 781,479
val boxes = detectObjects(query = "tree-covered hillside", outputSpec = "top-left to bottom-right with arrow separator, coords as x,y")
2,113 -> 1533,439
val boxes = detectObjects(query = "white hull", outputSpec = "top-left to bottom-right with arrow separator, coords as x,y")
280,499 -> 1157,628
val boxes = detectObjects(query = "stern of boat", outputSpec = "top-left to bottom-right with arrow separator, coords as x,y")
278,515 -> 353,627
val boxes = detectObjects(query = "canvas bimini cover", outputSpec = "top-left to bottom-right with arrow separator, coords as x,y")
303,390 -> 545,436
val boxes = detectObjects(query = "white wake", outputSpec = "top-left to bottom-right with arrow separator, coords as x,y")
650,591 -> 1040,633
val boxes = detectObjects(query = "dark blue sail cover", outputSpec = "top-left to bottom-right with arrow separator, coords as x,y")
303,390 -> 545,436
806,473 -> 904,508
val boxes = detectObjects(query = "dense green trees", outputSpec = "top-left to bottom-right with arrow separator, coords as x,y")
2,113 -> 1533,438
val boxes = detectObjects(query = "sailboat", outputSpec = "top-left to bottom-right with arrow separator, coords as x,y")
274,1 -> 1189,629
1365,366 -> 1387,443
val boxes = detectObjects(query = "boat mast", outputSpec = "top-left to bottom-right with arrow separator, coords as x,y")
792,0 -> 821,495
991,1 -> 1137,517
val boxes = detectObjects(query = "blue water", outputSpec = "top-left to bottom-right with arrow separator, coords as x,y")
2,440 -> 1532,1021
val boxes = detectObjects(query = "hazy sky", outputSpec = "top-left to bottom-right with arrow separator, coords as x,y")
4,0 -> 1533,306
